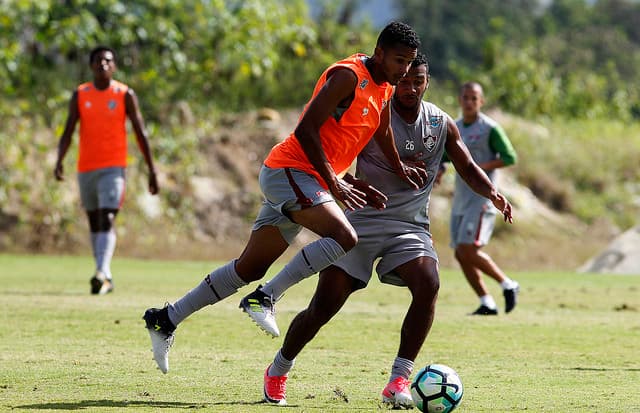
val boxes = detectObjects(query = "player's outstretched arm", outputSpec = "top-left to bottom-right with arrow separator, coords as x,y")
54,91 -> 79,182
125,88 -> 158,195
445,117 -> 513,223
293,68 -> 368,210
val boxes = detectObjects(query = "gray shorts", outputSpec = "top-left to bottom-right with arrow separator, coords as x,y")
449,206 -> 496,248
77,167 -> 126,211
333,217 -> 438,288
252,165 -> 335,244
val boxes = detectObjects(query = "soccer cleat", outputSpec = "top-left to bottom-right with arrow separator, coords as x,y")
239,286 -> 280,337
143,306 -> 176,374
99,278 -> 114,295
382,376 -> 414,409
263,365 -> 287,405
503,283 -> 520,313
470,305 -> 498,315
90,271 -> 113,295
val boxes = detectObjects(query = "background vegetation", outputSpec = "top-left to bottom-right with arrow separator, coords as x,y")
1,0 -> 639,266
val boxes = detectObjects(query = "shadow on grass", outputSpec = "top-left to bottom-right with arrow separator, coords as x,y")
0,290 -> 87,297
570,367 -> 640,371
12,399 -> 373,410
14,399 -> 270,410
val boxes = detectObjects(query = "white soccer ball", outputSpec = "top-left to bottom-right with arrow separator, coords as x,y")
410,364 -> 464,413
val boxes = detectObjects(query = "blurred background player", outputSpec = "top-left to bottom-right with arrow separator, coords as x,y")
249,54 -> 513,407
443,81 -> 519,315
142,22 -> 424,375
54,46 -> 158,295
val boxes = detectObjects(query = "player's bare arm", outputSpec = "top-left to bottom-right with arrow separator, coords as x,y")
125,88 -> 158,195
54,91 -> 80,181
293,68 -> 367,210
445,117 -> 513,223
477,158 -> 506,172
372,103 -> 427,189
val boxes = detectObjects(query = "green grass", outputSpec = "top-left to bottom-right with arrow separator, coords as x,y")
1,254 -> 639,412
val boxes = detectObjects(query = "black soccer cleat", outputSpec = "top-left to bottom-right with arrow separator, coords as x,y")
143,306 -> 176,335
470,305 -> 498,316
90,271 -> 113,295
503,283 -> 520,313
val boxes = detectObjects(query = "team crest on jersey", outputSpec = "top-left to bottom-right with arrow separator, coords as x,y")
423,134 -> 438,152
108,99 -> 117,110
429,116 -> 443,128
359,79 -> 369,89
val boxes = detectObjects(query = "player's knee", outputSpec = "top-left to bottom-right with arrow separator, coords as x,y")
235,262 -> 269,282
455,245 -> 474,262
96,209 -> 118,232
410,275 -> 439,303
331,226 -> 358,252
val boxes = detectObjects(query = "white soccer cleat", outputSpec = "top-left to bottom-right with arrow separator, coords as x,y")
239,286 -> 280,337
143,307 -> 176,374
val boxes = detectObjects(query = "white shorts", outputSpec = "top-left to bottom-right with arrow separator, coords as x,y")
333,217 -> 438,288
77,167 -> 125,211
449,205 -> 496,248
252,165 -> 335,244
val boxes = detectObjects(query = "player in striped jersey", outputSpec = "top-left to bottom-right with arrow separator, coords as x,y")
445,82 -> 519,315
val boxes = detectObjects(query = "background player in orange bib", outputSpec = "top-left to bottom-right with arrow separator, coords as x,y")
54,46 -> 158,295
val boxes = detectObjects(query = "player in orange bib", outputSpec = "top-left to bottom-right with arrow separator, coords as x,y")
54,46 -> 158,295
143,22 -> 427,383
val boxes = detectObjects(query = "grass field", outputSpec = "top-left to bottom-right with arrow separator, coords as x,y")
1,253 -> 638,412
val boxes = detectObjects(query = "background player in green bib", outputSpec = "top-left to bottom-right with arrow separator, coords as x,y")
445,82 -> 519,315
249,54 -> 513,407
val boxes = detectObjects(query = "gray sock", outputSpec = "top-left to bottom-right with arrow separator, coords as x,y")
168,260 -> 246,326
261,237 -> 346,299
95,230 -> 116,279
268,349 -> 295,377
390,357 -> 414,381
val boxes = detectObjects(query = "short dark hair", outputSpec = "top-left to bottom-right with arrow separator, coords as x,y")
459,81 -> 484,97
89,46 -> 116,64
412,52 -> 429,73
377,21 -> 420,50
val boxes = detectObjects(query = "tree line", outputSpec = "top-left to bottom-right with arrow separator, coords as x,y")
1,0 -> 639,124
399,0 -> 640,120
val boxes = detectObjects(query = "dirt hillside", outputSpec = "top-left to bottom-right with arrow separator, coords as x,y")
3,108 -> 615,271
140,108 -> 614,271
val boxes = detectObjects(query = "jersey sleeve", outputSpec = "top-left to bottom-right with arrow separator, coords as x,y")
488,125 -> 517,166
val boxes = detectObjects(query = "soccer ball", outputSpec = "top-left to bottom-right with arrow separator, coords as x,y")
410,364 -> 463,413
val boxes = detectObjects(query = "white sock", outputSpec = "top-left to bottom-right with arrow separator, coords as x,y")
480,295 -> 497,309
168,260 -> 246,326
268,349 -> 294,377
95,230 -> 116,279
500,278 -> 518,290
260,237 -> 346,300
390,357 -> 414,381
